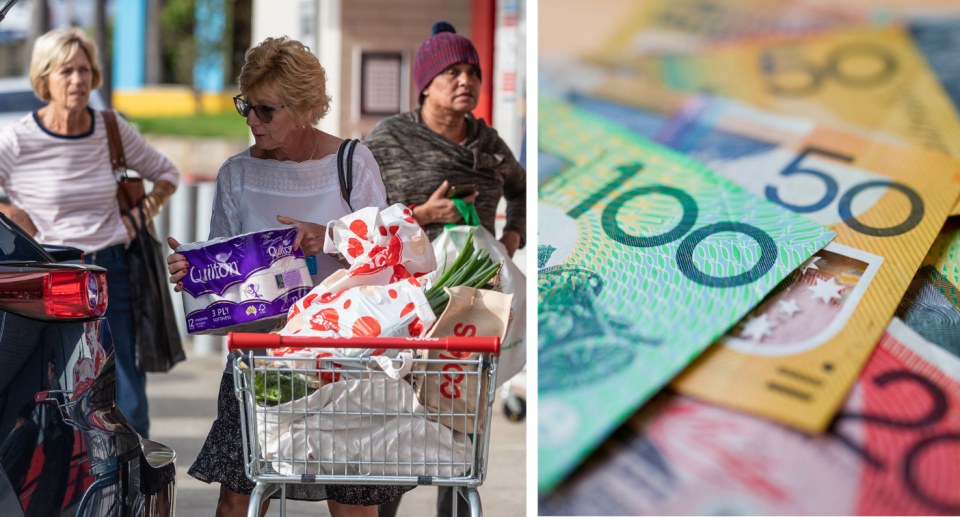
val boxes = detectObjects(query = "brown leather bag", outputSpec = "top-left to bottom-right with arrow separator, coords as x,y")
102,110 -> 144,212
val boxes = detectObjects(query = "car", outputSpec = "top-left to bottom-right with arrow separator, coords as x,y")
0,212 -> 176,517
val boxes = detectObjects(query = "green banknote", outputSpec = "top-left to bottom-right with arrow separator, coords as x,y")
537,97 -> 836,491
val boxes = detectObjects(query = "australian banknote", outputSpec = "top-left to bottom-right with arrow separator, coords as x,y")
540,314 -> 960,516
537,97 -> 835,490
589,27 -> 960,216
540,84 -> 960,431
649,95 -> 960,430
922,222 -> 960,307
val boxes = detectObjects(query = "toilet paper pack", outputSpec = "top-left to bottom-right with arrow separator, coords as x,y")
177,227 -> 313,335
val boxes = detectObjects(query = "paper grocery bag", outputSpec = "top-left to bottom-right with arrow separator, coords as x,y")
413,286 -> 513,434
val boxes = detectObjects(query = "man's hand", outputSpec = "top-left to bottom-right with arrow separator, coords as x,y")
500,230 -> 521,258
412,181 -> 479,225
278,215 -> 327,257
0,203 -> 37,237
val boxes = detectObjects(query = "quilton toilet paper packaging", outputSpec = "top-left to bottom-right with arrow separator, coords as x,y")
177,227 -> 313,334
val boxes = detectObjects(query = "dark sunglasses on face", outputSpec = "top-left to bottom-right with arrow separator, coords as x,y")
233,95 -> 286,123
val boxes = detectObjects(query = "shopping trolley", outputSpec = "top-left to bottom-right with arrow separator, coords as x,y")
228,332 -> 501,517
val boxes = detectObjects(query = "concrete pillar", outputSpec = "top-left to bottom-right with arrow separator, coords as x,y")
317,0 -> 341,136
113,0 -> 145,89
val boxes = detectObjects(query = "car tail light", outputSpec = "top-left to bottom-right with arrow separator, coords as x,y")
0,269 -> 107,320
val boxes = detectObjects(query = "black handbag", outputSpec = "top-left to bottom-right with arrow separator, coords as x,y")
122,207 -> 185,373
104,110 -> 185,373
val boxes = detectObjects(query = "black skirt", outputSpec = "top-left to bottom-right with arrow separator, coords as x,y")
187,373 -> 415,505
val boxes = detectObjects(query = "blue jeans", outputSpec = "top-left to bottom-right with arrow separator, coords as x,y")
89,244 -> 150,438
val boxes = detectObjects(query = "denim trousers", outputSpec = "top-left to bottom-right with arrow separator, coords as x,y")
89,243 -> 150,438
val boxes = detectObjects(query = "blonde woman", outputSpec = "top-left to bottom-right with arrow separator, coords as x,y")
0,28 -> 180,438
166,37 -> 404,517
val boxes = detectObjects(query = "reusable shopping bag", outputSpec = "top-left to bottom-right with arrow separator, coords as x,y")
430,225 -> 526,386
412,286 -> 513,434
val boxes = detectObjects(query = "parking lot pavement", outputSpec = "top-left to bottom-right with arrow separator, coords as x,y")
147,343 -> 527,516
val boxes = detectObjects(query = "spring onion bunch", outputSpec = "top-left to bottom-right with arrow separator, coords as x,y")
254,369 -> 317,405
425,227 -> 502,317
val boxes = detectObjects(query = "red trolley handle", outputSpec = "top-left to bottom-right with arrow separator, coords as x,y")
227,333 -> 501,356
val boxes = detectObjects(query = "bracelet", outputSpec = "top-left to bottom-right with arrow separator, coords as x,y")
150,189 -> 169,212
141,190 -> 168,220
141,195 -> 156,220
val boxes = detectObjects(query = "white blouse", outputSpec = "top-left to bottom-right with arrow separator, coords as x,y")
208,142 -> 389,287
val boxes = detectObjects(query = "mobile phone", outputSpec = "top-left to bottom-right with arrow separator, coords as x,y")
446,184 -> 479,199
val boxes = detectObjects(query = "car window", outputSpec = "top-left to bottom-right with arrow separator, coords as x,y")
0,215 -> 53,263
0,91 -> 45,113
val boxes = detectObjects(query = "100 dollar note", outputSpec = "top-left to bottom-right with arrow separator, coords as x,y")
537,97 -> 835,491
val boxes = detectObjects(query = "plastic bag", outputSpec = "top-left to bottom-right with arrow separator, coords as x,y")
430,225 -> 526,385
258,377 -> 471,478
278,277 -> 436,364
317,204 -> 436,296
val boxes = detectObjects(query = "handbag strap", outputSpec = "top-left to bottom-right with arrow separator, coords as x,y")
336,138 -> 359,211
101,110 -> 128,178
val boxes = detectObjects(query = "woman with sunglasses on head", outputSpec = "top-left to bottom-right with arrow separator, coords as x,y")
165,37 -> 398,517
0,28 -> 179,440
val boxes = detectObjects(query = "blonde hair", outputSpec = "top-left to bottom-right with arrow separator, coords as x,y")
238,37 -> 331,125
29,28 -> 102,102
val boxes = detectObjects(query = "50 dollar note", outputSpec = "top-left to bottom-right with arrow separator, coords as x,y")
643,95 -> 960,432
537,97 -> 835,491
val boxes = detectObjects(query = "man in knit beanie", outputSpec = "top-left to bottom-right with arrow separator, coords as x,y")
413,21 -> 482,104
365,21 -> 525,261
367,20 -> 526,517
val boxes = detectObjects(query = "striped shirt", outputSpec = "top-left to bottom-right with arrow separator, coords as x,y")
0,108 -> 180,252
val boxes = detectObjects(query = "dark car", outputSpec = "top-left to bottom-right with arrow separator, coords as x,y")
0,213 -> 176,517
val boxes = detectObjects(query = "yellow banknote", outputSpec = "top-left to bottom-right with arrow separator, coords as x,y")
638,96 -> 960,432
597,0 -> 868,59
592,26 -> 960,214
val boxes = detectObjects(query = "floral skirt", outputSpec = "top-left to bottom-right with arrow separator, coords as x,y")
187,373 -> 415,505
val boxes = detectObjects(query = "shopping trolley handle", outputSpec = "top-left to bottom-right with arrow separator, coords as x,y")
227,333 -> 501,356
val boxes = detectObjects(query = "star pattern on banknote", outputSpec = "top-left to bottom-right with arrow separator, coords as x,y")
808,277 -> 843,304
777,299 -> 800,317
742,314 -> 776,341
801,256 -> 821,275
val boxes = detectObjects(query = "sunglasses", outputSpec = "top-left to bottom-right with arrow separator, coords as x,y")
233,96 -> 286,123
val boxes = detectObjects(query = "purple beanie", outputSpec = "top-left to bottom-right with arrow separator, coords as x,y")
413,21 -> 481,98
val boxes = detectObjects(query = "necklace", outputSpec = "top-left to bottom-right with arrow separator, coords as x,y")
307,129 -> 318,161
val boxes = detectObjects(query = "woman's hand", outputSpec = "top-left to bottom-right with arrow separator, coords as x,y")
0,203 -> 37,237
412,181 -> 479,225
121,208 -> 143,241
277,215 -> 327,257
166,237 -> 188,292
